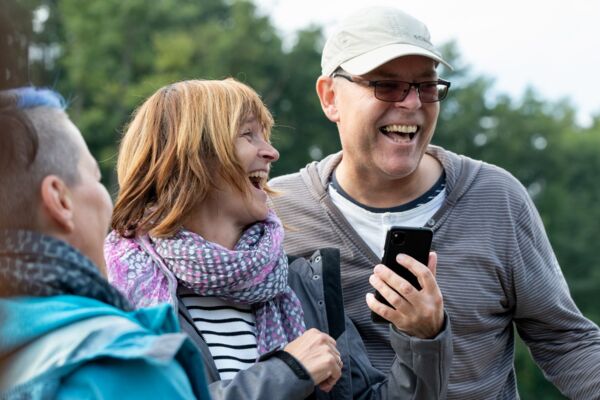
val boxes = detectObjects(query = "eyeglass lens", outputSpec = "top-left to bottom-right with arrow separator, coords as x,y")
375,81 -> 448,103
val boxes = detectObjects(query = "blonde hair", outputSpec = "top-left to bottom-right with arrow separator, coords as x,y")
111,78 -> 274,238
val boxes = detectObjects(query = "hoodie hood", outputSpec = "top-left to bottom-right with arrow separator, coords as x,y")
298,145 -> 482,230
0,295 -> 178,358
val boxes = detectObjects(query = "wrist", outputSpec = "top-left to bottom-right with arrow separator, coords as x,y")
261,350 -> 312,381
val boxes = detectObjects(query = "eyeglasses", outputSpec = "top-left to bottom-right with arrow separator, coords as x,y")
332,72 -> 451,103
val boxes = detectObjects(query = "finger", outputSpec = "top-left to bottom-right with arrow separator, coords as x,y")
308,329 -> 337,351
366,291 -> 396,323
372,265 -> 416,305
330,355 -> 343,380
393,253 -> 435,291
330,344 -> 341,359
318,375 -> 339,392
317,334 -> 340,358
317,330 -> 338,348
320,353 -> 343,390
330,353 -> 344,377
318,382 -> 334,393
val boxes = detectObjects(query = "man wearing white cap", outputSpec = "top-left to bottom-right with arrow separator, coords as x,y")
270,6 -> 600,399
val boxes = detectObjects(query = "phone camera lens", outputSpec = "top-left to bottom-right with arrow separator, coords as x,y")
392,231 -> 406,245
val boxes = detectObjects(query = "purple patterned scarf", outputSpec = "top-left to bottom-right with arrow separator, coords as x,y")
147,211 -> 305,354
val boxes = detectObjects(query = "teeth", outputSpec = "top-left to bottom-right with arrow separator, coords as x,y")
248,171 -> 268,179
248,170 -> 268,189
382,124 -> 417,134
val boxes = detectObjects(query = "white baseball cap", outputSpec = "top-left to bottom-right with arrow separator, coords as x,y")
321,7 -> 452,76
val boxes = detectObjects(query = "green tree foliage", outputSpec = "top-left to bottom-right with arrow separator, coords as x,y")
1,0 -> 37,89
267,26 -> 343,176
7,1 -> 600,397
45,0 -> 333,186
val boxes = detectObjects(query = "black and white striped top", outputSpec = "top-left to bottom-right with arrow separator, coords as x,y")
180,294 -> 258,380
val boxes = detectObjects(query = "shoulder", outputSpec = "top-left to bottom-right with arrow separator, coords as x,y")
1,298 -> 193,397
269,154 -> 341,219
104,232 -> 174,309
62,302 -> 187,361
58,309 -> 206,399
270,152 -> 342,190
432,146 -> 530,203
59,355 -> 200,399
269,170 -> 303,188
103,231 -> 150,285
470,161 -> 532,213
104,230 -> 145,262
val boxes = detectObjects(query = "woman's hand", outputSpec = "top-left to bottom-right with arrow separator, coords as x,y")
284,328 -> 343,392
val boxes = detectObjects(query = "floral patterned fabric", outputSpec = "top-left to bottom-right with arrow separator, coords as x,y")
104,210 -> 305,354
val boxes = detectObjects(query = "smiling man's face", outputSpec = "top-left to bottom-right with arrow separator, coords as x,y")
332,55 -> 440,185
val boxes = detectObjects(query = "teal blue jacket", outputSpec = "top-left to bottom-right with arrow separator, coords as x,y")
0,295 -> 211,399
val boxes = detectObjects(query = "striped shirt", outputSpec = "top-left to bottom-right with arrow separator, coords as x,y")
270,146 -> 600,400
180,294 -> 258,380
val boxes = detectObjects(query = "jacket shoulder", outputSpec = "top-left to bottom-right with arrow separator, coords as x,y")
270,170 -> 303,188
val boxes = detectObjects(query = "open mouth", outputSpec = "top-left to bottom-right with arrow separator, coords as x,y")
379,124 -> 418,142
248,171 -> 268,190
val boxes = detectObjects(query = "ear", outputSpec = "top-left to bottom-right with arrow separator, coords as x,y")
316,76 -> 340,123
40,175 -> 75,234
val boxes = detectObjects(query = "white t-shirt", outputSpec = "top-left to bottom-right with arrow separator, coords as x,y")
328,175 -> 446,258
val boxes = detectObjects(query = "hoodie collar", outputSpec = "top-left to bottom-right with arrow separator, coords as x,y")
301,145 -> 482,221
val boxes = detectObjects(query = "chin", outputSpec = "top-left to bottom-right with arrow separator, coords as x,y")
239,206 -> 269,228
384,155 -> 420,173
378,165 -> 412,180
252,206 -> 270,223
256,210 -> 270,222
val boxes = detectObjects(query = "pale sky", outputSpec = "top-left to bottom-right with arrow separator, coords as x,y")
256,0 -> 600,126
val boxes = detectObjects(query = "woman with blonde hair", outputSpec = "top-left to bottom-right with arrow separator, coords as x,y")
104,79 -> 451,399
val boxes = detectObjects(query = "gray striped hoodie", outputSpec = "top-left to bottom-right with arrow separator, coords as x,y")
269,145 -> 600,400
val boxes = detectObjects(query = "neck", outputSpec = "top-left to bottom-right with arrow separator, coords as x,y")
183,206 -> 245,250
335,153 -> 443,208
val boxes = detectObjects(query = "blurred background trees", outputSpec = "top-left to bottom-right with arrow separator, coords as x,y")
2,0 -> 599,397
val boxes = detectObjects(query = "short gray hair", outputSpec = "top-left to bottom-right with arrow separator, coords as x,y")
0,88 -> 80,229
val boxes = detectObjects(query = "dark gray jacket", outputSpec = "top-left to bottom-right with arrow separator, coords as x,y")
178,249 -> 452,400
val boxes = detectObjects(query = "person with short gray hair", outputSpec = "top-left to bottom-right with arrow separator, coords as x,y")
0,89 -> 79,230
0,87 -> 210,399
269,6 -> 600,399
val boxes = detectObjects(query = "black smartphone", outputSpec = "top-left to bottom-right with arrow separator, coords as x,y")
371,226 -> 433,323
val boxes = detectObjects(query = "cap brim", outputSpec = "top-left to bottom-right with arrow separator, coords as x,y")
339,43 -> 453,75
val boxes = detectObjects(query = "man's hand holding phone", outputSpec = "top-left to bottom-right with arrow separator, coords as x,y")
366,251 -> 444,339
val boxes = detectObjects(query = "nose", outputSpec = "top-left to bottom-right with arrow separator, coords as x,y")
394,86 -> 421,110
259,141 -> 280,162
